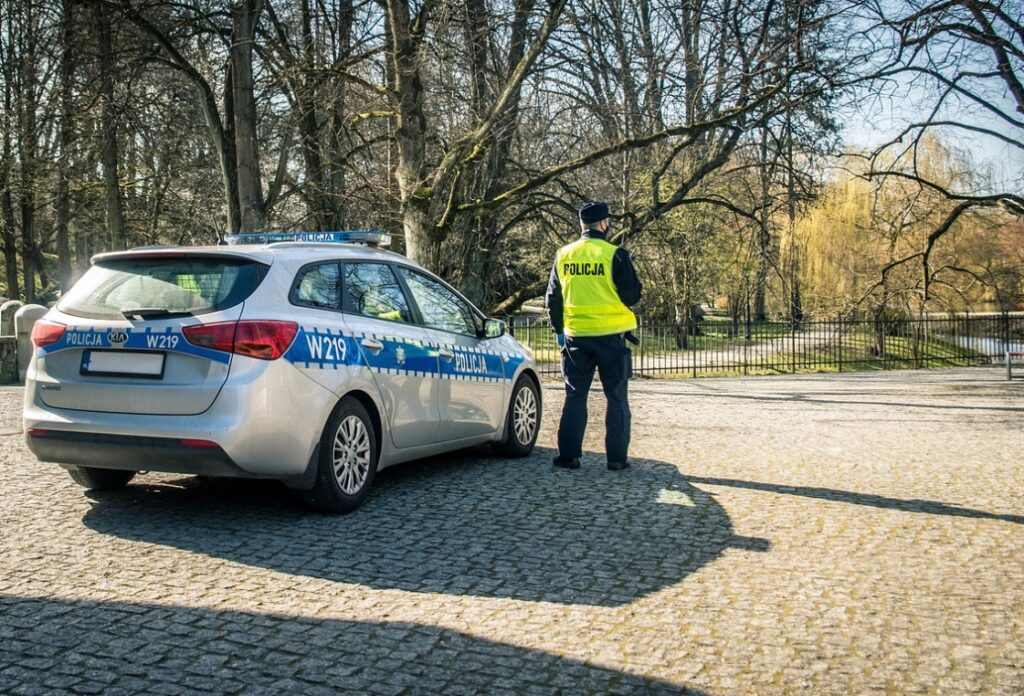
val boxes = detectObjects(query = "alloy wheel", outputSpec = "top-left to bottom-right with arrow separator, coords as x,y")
513,385 -> 538,445
332,415 -> 371,494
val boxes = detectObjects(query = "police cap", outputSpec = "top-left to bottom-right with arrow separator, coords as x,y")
579,201 -> 609,224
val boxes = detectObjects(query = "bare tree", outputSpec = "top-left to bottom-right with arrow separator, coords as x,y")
263,0 -> 366,231
847,0 -> 1024,307
1,0 -> 61,301
231,0 -> 267,232
95,0 -> 127,249
54,0 -> 75,289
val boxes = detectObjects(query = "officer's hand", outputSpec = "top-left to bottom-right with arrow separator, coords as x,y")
555,333 -> 566,348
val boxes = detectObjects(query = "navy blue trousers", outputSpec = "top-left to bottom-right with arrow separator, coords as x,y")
557,333 -> 632,463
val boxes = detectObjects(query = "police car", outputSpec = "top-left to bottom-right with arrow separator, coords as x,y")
23,231 -> 541,513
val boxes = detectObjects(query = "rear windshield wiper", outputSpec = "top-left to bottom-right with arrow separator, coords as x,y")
120,308 -> 194,320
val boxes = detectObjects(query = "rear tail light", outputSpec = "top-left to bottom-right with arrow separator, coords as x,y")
183,321 -> 297,360
30,320 -> 66,348
234,321 -> 300,359
182,322 -> 235,353
181,438 -> 219,448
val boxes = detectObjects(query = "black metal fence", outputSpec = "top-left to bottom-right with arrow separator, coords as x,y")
509,312 -> 1024,379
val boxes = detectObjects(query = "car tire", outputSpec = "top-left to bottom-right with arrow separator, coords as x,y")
67,466 -> 136,491
302,396 -> 378,514
492,375 -> 540,458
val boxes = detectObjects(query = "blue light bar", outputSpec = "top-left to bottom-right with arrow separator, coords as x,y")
222,230 -> 391,247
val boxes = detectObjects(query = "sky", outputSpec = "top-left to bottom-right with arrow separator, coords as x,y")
838,82 -> 1022,194
834,2 -> 1023,196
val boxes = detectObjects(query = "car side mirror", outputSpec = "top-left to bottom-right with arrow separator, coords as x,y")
483,318 -> 506,339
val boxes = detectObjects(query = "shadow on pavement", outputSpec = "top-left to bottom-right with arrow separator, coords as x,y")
81,448 -> 767,607
0,595 -> 704,694
685,475 -> 1024,525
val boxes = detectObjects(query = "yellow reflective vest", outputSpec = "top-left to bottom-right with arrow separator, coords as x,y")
555,237 -> 637,337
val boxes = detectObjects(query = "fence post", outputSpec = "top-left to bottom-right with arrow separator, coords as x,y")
1003,311 -> 1011,359
691,319 -> 697,379
743,324 -> 748,376
638,317 -> 644,376
838,318 -> 844,373
964,310 -> 971,366
790,320 -> 796,373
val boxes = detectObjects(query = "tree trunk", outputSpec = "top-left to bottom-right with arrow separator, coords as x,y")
754,223 -> 769,321
329,0 -> 354,229
456,0 -> 531,305
1,25 -> 20,301
681,0 -> 701,127
458,216 -> 496,306
638,0 -> 664,131
74,224 -> 89,279
463,0 -> 490,120
0,185 -> 17,301
403,204 -> 437,269
384,0 -> 432,266
16,0 -> 41,300
95,1 -> 126,251
326,123 -> 347,229
294,0 -> 327,229
231,0 -> 266,233
785,117 -> 802,328
54,0 -> 75,290
19,189 -> 35,303
671,260 -> 689,349
755,129 -> 771,321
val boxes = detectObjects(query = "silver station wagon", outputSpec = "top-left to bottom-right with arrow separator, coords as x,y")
23,232 -> 541,513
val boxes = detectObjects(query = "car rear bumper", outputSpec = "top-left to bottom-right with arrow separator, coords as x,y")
22,357 -> 340,478
26,430 -> 248,478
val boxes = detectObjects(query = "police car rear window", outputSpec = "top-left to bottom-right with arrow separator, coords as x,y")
57,257 -> 270,320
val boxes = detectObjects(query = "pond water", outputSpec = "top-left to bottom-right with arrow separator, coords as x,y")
950,335 -> 1024,355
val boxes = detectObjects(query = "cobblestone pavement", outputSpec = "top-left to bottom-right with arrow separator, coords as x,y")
2,368 -> 1022,695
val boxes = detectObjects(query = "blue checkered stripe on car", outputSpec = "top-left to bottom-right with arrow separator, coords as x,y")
285,326 -> 526,382
39,326 -> 231,364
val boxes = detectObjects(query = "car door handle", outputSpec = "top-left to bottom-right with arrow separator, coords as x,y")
361,338 -> 384,354
438,348 -> 455,360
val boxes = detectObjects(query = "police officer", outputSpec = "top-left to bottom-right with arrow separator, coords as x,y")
545,201 -> 642,471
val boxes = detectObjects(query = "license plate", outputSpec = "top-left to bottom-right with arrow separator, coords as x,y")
81,350 -> 166,379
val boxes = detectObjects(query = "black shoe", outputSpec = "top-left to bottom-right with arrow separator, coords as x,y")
552,457 -> 581,470
607,461 -> 630,471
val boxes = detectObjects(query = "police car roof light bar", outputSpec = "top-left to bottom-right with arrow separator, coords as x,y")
222,230 -> 391,248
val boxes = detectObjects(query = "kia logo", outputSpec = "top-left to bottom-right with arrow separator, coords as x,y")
109,330 -> 129,346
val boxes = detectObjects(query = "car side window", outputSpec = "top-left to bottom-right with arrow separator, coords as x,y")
398,267 -> 479,336
291,262 -> 341,309
344,263 -> 413,323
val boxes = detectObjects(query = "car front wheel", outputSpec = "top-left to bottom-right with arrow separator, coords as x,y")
302,397 -> 378,514
492,375 -> 540,457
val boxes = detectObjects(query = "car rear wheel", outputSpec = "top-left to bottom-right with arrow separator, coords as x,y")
492,375 -> 540,458
302,397 -> 378,514
67,466 -> 136,491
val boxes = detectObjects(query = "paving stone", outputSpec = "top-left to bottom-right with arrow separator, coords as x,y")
0,371 -> 1021,694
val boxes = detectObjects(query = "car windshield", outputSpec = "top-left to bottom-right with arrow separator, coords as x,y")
58,256 -> 269,320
